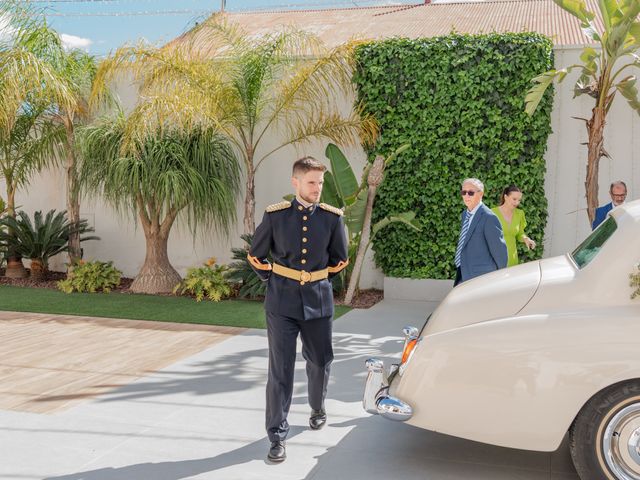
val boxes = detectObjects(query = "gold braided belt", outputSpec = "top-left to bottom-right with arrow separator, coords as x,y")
272,262 -> 328,285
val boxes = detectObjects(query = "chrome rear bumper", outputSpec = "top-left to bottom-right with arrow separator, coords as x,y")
363,358 -> 413,421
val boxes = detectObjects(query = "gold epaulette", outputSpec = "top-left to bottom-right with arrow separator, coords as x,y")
319,203 -> 344,216
266,201 -> 291,213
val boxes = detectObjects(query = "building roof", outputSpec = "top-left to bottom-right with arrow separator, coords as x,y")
209,0 -> 597,48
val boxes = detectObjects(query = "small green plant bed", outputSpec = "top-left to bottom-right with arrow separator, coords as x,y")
0,285 -> 350,329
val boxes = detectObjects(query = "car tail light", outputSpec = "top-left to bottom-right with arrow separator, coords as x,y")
401,338 -> 417,364
400,326 -> 419,368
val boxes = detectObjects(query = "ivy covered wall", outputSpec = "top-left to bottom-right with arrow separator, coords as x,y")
354,33 -> 554,279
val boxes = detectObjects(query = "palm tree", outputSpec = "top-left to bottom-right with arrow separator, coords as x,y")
51,50 -> 99,264
525,0 -> 640,224
0,2 -> 75,139
91,16 -> 378,234
0,1 -> 76,277
79,113 -> 241,294
0,106 -> 66,278
3,2 -> 100,264
0,106 -> 65,218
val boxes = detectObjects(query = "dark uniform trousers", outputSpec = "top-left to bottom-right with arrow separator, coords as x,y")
247,198 -> 349,443
266,311 -> 333,442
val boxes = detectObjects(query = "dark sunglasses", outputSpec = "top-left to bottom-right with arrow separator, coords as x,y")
460,190 -> 477,197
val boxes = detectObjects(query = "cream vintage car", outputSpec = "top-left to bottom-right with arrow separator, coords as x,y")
363,200 -> 640,480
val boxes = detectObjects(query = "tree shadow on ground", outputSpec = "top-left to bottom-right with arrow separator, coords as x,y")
304,417 -> 579,480
35,331 -> 270,405
44,427 -> 305,480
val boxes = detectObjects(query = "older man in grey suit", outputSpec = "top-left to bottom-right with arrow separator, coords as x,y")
454,178 -> 508,286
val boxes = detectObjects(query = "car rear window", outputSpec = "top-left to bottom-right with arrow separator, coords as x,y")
571,217 -> 617,269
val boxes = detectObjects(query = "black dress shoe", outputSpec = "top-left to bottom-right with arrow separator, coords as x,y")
309,409 -> 327,430
267,440 -> 286,462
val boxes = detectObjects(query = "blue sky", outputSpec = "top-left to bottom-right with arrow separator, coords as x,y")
37,0 -> 416,57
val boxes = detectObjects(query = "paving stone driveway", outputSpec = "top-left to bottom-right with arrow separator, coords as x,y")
0,301 -> 579,480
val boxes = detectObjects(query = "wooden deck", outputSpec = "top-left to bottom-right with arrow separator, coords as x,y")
0,311 -> 244,414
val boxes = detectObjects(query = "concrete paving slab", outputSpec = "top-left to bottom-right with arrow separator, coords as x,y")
0,300 -> 579,480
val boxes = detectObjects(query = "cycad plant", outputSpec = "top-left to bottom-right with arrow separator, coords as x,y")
0,209 -> 98,279
226,233 -> 268,299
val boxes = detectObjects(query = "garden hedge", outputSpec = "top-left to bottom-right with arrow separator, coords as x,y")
354,33 -> 554,279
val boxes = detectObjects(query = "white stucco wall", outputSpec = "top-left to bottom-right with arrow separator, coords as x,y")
4,45 -> 639,286
0,129 -> 380,286
543,47 -> 640,257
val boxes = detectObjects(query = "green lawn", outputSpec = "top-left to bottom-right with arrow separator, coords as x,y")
0,285 -> 350,329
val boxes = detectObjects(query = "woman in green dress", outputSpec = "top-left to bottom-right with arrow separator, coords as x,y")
492,185 -> 536,267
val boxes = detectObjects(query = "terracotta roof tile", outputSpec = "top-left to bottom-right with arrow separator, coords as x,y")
211,0 -> 599,47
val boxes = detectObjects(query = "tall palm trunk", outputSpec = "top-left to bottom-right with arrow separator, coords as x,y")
4,179 -> 27,278
585,105 -> 606,225
130,201 -> 181,294
64,120 -> 82,264
345,155 -> 384,305
6,183 -> 15,217
243,151 -> 256,235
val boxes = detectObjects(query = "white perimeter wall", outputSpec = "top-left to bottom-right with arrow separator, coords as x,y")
4,46 -> 639,285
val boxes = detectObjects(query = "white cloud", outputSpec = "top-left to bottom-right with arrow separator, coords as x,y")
60,33 -> 93,51
0,13 -> 16,42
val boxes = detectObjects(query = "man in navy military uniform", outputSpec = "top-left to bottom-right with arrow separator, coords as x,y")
248,156 -> 348,463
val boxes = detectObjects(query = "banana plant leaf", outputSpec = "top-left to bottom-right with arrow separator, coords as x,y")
344,186 -> 368,239
325,143 -> 358,202
371,211 -> 422,242
320,170 -> 343,208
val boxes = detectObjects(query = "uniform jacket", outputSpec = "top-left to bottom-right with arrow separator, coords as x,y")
592,202 -> 613,230
458,203 -> 508,283
248,198 -> 349,321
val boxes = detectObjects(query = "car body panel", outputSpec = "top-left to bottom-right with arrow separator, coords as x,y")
393,308 -> 640,450
423,260 -> 541,336
381,200 -> 640,452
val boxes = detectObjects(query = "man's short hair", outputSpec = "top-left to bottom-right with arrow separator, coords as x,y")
610,180 -> 627,192
292,156 -> 327,177
462,178 -> 485,192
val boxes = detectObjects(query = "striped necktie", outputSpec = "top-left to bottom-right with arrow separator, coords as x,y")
455,210 -> 471,268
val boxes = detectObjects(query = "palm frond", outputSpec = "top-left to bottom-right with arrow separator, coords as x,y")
0,209 -> 97,265
78,114 -> 241,236
258,109 -> 378,166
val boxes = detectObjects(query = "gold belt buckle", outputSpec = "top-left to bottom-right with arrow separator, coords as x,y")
300,270 -> 312,285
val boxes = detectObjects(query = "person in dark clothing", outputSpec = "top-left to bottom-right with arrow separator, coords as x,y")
248,156 -> 349,463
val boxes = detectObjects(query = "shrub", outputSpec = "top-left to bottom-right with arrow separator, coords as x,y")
630,265 -> 640,299
354,33 -> 553,279
0,197 -> 5,267
226,234 -> 267,299
58,260 -> 122,293
173,258 -> 232,302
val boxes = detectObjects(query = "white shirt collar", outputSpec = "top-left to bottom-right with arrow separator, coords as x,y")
296,196 -> 313,208
467,202 -> 483,217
